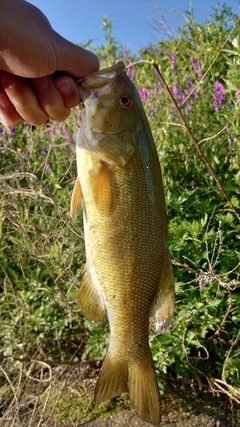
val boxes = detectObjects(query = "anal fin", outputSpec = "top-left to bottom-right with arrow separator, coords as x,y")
78,268 -> 106,324
150,246 -> 175,333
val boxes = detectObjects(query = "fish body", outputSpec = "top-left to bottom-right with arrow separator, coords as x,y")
70,62 -> 174,426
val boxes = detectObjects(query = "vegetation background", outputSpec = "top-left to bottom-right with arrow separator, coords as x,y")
0,3 -> 239,426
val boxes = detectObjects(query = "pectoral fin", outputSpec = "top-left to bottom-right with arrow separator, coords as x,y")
90,162 -> 113,215
70,177 -> 83,220
150,246 -> 175,333
78,268 -> 106,324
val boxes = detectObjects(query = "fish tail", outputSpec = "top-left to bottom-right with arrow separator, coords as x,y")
94,350 -> 161,426
128,351 -> 161,426
94,353 -> 128,403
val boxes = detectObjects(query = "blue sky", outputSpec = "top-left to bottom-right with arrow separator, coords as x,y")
29,0 -> 239,52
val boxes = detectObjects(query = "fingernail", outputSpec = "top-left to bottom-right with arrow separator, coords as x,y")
56,80 -> 73,96
2,73 -> 19,89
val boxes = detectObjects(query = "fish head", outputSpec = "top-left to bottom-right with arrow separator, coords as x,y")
77,62 -> 144,166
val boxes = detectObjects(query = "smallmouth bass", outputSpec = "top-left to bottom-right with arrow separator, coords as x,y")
70,62 -> 174,426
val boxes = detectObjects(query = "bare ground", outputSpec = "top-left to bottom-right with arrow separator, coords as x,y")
0,363 -> 239,427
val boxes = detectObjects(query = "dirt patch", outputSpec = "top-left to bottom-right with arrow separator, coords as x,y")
0,363 -> 239,427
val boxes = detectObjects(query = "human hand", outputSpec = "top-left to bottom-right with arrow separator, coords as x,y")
0,0 -> 99,127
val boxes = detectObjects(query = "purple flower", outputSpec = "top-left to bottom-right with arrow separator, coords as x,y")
150,106 -> 156,120
191,57 -> 202,80
10,127 -> 15,138
192,90 -> 199,99
45,126 -> 53,135
64,128 -> 71,143
173,82 -> 180,98
126,61 -> 133,77
214,80 -> 226,97
197,57 -> 202,80
77,110 -> 81,126
41,147 -> 48,156
2,141 -> 7,148
171,52 -> 176,72
237,90 -> 240,100
213,97 -> 219,113
181,89 -> 187,103
228,138 -> 233,146
44,163 -> 51,172
213,80 -> 226,112
138,87 -> 150,103
191,58 -> 198,71
130,71 -> 136,82
0,128 -> 4,137
190,181 -> 196,189
186,76 -> 192,90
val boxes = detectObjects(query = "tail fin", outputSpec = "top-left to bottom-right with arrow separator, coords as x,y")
94,353 -> 128,402
129,355 -> 161,426
94,351 -> 161,426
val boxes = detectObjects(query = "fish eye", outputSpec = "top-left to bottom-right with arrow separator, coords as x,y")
120,95 -> 133,109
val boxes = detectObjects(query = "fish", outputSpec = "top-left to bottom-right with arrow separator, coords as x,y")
70,61 -> 174,426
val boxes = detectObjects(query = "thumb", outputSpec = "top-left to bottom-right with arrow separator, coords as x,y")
53,32 -> 100,79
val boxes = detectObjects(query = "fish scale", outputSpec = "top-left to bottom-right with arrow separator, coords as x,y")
70,62 -> 174,426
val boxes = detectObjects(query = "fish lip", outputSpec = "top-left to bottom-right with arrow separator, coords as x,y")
92,61 -> 125,75
76,62 -> 125,83
77,62 -> 126,92
85,61 -> 125,80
